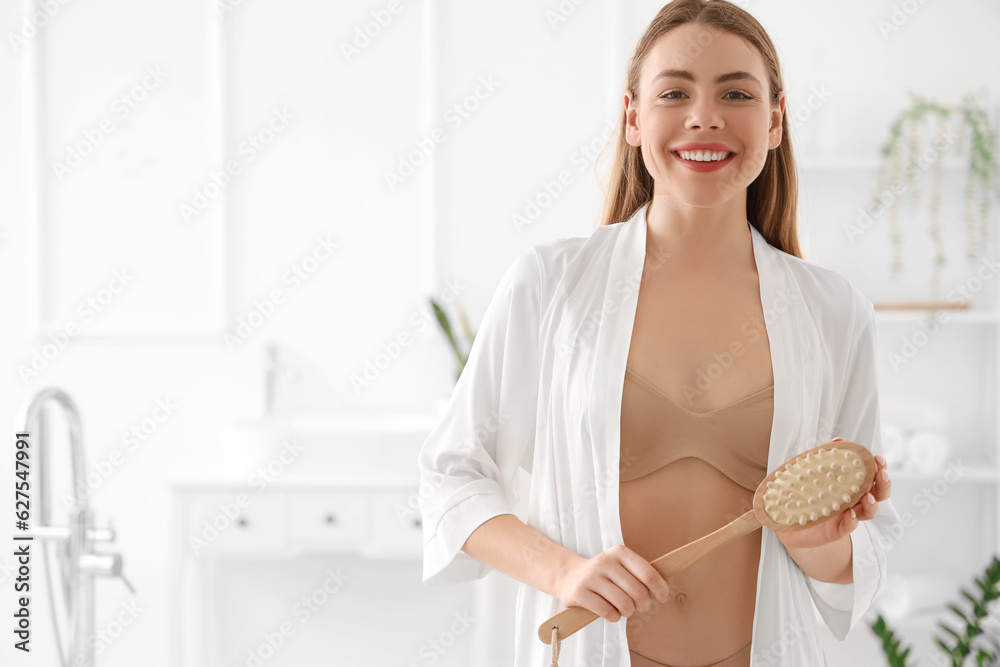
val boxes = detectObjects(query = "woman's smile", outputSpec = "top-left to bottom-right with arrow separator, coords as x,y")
670,149 -> 736,172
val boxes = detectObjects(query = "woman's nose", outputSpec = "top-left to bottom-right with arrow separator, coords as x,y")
685,97 -> 724,130
686,111 -> 722,130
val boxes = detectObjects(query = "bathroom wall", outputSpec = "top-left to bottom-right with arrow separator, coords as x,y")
1,0 -> 998,665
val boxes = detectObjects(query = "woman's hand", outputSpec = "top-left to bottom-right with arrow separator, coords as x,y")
554,544 -> 671,622
775,438 -> 893,550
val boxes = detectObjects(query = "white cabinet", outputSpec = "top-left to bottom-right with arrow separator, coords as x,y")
366,490 -> 424,559
167,478 -> 424,667
289,490 -> 372,552
184,490 -> 289,556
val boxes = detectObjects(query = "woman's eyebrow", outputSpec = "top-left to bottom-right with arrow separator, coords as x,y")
651,68 -> 762,87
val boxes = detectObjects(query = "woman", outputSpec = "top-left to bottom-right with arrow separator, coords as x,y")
417,1 -> 900,665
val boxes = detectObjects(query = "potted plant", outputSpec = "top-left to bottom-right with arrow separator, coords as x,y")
866,90 -> 999,301
871,555 -> 1000,666
429,297 -> 475,384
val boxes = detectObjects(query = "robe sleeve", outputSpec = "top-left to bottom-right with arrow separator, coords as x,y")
417,246 -> 542,587
806,295 -> 903,640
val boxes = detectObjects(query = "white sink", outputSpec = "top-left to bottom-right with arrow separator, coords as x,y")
221,412 -> 440,484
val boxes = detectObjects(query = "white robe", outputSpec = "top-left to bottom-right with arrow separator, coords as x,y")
417,201 -> 901,666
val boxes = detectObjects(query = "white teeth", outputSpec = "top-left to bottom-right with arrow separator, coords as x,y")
676,150 -> 732,162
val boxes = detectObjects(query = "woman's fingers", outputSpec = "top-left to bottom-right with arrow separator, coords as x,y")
611,547 -> 669,611
872,453 -> 892,502
623,551 -> 671,604
580,584 -> 626,622
591,568 -> 656,620
590,577 -> 633,621
847,457 -> 888,524
833,505 -> 857,539
830,438 -> 892,504
586,545 -> 668,621
777,506 -> 856,549
604,568 -> 646,617
853,491 -> 879,521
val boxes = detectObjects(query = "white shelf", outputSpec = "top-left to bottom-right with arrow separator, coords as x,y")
875,309 -> 999,324
799,156 -> 970,170
865,239 -> 1000,589
883,607 -> 943,628
893,467 -> 998,483
164,474 -> 418,489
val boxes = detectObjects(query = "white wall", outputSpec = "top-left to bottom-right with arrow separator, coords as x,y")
1,0 -> 998,665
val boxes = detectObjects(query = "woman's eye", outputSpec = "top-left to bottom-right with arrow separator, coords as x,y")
658,90 -> 752,100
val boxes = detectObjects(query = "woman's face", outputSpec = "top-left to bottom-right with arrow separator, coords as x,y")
625,24 -> 786,208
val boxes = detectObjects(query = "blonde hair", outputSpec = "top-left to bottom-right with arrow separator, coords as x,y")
598,0 -> 802,258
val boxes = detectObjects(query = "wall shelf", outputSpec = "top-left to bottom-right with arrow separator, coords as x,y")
875,310 -> 999,324
892,467 -> 997,483
798,156 -> 971,170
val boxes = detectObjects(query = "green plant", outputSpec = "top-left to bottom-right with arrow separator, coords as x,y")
867,90 -> 999,299
429,297 -> 475,383
871,556 -> 1000,666
872,615 -> 912,667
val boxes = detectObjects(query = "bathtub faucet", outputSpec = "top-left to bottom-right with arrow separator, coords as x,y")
18,387 -> 134,667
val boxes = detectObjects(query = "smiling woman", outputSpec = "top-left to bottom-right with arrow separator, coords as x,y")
600,2 -> 801,263
417,1 -> 901,666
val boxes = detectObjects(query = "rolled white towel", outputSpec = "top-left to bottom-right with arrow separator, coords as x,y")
878,575 -> 910,620
878,574 -> 957,623
881,423 -> 908,471
906,430 -> 952,474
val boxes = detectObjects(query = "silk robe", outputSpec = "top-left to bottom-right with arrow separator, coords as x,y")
417,201 -> 901,666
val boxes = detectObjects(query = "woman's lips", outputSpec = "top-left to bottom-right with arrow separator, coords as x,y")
671,151 -> 736,172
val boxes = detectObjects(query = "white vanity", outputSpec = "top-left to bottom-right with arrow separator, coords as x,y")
164,412 -> 515,666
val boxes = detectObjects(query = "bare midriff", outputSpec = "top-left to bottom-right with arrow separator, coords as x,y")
619,233 -> 774,666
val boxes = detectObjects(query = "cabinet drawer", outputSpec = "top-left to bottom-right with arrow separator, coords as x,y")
365,489 -> 423,559
289,491 -> 370,551
185,490 -> 287,556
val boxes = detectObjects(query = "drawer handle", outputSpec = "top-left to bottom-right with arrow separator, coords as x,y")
237,518 -> 248,528
324,514 -> 337,525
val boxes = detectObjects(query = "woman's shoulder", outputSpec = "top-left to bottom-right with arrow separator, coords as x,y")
530,235 -> 590,271
493,236 -> 589,305
529,220 -> 627,277
775,250 -> 875,332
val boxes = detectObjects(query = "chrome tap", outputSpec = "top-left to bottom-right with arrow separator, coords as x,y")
265,342 -> 278,415
264,342 -> 300,414
18,387 -> 134,667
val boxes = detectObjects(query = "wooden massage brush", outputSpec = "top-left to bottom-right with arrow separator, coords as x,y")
538,440 -> 877,666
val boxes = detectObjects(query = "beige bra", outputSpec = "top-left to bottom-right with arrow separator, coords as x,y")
619,366 -> 773,487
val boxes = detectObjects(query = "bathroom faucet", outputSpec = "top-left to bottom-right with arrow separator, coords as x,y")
18,387 -> 134,667
265,342 -> 278,414
264,342 -> 300,414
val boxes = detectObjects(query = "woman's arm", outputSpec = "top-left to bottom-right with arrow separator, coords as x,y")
779,441 -> 893,585
461,513 -> 582,599
783,534 -> 853,584
780,296 -> 903,640
463,514 -> 673,623
418,247 -> 544,587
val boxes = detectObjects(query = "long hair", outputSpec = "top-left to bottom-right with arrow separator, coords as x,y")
598,0 -> 802,258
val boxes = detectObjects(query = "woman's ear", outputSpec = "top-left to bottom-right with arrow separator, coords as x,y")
768,91 -> 785,151
624,89 -> 641,147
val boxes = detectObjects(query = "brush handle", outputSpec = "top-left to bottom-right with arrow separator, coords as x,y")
537,510 -> 761,644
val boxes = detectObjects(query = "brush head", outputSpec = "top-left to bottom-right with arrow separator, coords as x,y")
753,441 -> 877,532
